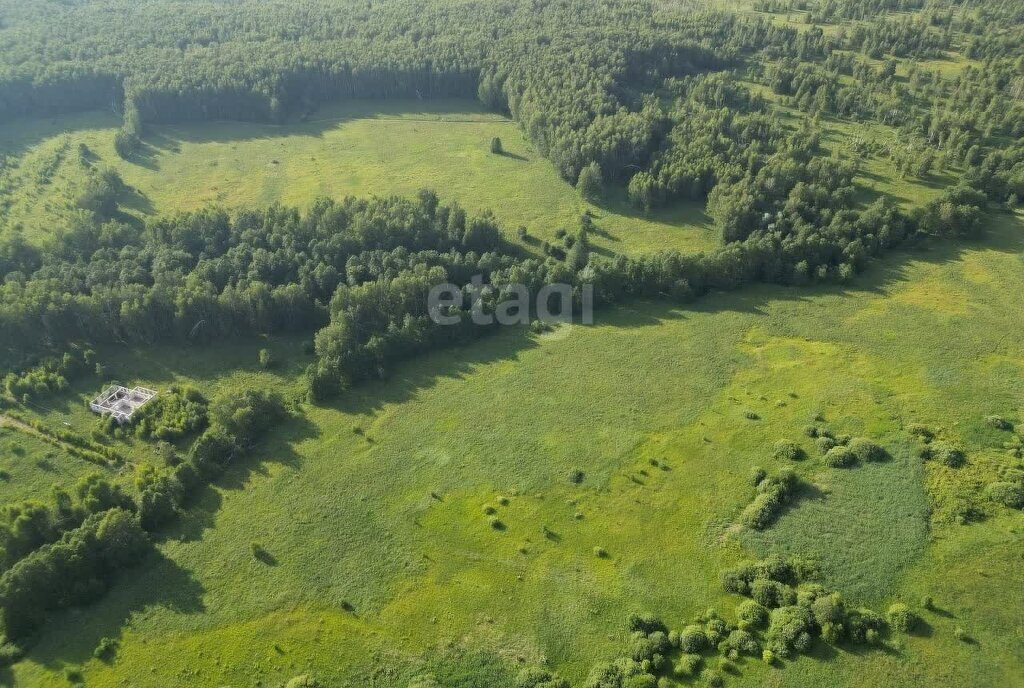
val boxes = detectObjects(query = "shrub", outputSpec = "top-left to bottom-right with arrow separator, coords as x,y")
631,631 -> 671,661
673,653 -> 702,678
761,648 -> 776,664
623,674 -> 657,688
705,616 -> 730,645
744,409 -> 760,420
517,668 -> 570,688
285,676 -> 322,688
720,629 -> 760,656
594,546 -> 608,558
765,605 -> 814,658
93,636 -> 118,660
482,504 -> 497,515
906,423 -> 934,441
751,579 -> 797,609
740,469 -> 800,529
985,415 -> 1013,431
844,607 -> 886,645
803,425 -> 820,438
820,621 -> 843,644
490,137 -> 503,154
887,603 -> 919,633
824,445 -> 857,468
924,442 -> 966,468
751,467 -> 767,486
0,641 -> 24,667
702,669 -> 724,687
258,348 -> 275,369
736,599 -> 769,629
816,436 -> 837,454
848,437 -> 888,463
984,481 -> 1024,509
679,625 -> 710,653
773,440 -> 804,461
810,592 -> 846,628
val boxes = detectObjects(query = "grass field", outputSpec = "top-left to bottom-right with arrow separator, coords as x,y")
0,100 -> 717,257
6,205 -> 1022,687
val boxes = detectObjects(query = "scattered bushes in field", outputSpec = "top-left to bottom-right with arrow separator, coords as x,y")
738,469 -> 801,529
823,445 -> 857,468
772,440 -> 804,461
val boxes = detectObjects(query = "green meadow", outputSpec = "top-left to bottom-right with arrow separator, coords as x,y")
6,205 -> 1023,687
0,100 -> 716,256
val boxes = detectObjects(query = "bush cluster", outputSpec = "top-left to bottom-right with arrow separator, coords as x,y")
739,469 -> 801,529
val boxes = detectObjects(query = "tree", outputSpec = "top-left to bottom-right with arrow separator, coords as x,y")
628,172 -> 657,212
887,603 -> 919,633
577,162 -> 604,202
258,348 -> 275,369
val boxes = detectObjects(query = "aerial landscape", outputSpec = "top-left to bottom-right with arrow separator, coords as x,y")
0,0 -> 1021,686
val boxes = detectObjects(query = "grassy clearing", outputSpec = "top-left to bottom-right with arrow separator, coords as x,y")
5,209 -> 1022,687
0,100 -> 716,256
0,425 -> 102,504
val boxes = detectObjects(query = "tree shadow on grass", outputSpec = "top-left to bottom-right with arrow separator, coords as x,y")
14,550 -> 206,677
495,150 -> 529,162
167,412 -> 317,544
